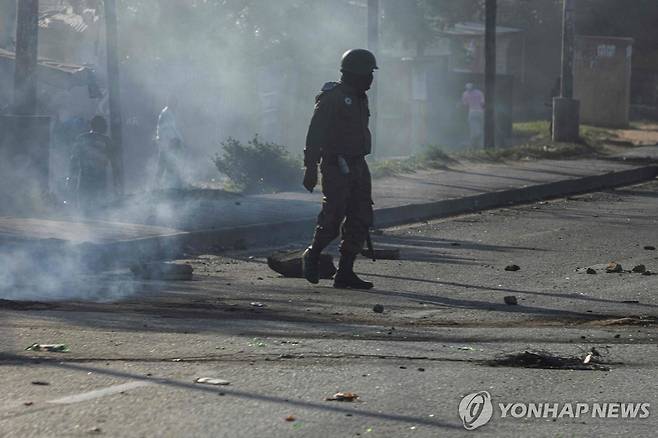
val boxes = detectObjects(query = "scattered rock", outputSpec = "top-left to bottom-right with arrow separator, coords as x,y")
632,265 -> 646,273
417,368 -> 425,372
643,246 -> 656,251
504,296 -> 518,306
586,268 -> 597,275
326,392 -> 359,402
642,271 -> 653,276
87,427 -> 103,434
23,402 -> 33,406
505,264 -> 520,272
267,249 -> 336,279
285,415 -> 296,422
195,377 -> 230,386
372,304 -> 384,314
605,262 -> 623,273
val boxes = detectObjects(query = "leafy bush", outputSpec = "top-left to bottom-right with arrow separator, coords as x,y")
213,136 -> 303,193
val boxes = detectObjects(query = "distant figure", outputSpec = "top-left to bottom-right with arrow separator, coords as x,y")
69,116 -> 116,213
155,96 -> 185,188
462,83 -> 485,147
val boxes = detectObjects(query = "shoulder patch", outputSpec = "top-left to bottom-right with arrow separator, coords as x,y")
321,82 -> 339,92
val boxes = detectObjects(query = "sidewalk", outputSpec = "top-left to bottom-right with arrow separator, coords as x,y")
1,156 -> 657,263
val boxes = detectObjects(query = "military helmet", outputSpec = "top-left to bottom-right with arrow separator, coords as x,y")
340,49 -> 378,75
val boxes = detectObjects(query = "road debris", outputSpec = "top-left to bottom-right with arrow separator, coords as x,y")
195,377 -> 230,386
505,264 -> 520,272
485,350 -> 610,371
26,343 -> 69,353
596,316 -> 656,326
503,296 -> 518,305
31,381 -> 50,386
632,264 -> 647,273
23,402 -> 33,406
285,415 -> 296,422
586,267 -> 597,275
267,249 -> 336,279
326,392 -> 359,402
644,246 -> 656,251
131,262 -> 194,281
87,427 -> 103,434
372,304 -> 384,313
606,262 -> 623,273
250,302 -> 266,308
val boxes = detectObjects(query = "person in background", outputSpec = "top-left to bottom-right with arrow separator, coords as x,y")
462,83 -> 485,148
69,115 -> 116,213
155,96 -> 186,188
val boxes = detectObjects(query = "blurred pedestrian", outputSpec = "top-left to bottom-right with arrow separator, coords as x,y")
69,116 -> 116,213
462,83 -> 485,147
155,96 -> 186,188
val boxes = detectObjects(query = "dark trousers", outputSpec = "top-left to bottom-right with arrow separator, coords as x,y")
311,156 -> 373,256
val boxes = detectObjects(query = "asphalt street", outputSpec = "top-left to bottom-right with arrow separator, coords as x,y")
1,181 -> 657,437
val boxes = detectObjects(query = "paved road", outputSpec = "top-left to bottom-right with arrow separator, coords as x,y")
1,181 -> 657,437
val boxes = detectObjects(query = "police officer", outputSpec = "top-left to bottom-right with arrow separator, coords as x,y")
302,49 -> 377,289
69,115 -> 116,213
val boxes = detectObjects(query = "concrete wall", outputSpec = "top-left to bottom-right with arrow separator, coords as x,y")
575,36 -> 633,128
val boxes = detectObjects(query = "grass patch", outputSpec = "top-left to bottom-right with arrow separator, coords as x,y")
513,120 -> 550,139
369,121 -> 621,179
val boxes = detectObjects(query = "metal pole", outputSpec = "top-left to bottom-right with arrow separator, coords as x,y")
484,0 -> 497,149
367,0 -> 379,155
552,0 -> 580,142
104,0 -> 124,194
14,0 -> 39,115
560,0 -> 575,98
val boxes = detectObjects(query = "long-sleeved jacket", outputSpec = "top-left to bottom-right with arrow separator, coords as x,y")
304,82 -> 372,166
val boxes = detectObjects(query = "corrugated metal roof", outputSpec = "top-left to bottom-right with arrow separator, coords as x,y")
0,48 -> 93,89
442,21 -> 522,37
39,11 -> 89,33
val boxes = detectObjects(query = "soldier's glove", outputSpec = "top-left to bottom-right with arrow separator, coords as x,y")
303,165 -> 318,193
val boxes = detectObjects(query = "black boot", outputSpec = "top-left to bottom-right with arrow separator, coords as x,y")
333,253 -> 374,289
302,247 -> 321,284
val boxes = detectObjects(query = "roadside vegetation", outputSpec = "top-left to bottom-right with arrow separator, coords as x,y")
370,121 -> 621,179
214,136 -> 303,193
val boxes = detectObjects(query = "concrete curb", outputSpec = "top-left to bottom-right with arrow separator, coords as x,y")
91,165 -> 658,264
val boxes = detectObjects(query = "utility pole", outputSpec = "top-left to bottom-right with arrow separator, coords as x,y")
14,0 -> 39,115
484,0 -> 497,149
552,0 -> 580,142
367,0 -> 379,155
2,0 -> 51,198
104,0 -> 124,194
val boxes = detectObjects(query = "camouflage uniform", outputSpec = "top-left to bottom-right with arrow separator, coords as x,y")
305,81 -> 373,257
